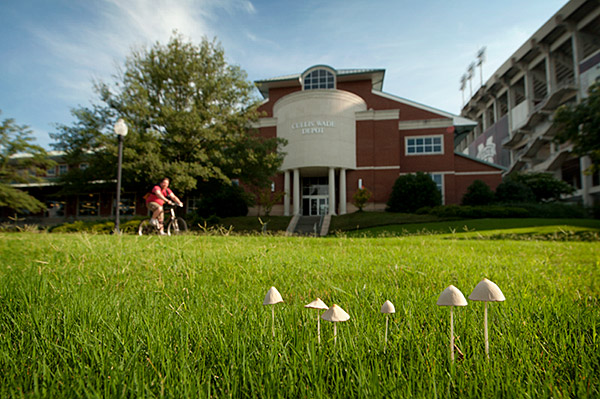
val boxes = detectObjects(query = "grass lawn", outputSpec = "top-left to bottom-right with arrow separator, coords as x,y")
0,232 -> 599,397
343,218 -> 600,238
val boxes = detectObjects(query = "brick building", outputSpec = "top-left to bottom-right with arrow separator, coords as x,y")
252,65 -> 504,217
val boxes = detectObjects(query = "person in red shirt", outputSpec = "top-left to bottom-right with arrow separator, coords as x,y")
145,177 -> 183,235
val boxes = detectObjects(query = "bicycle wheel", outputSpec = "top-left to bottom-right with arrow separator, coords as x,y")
167,217 -> 188,235
138,219 -> 154,236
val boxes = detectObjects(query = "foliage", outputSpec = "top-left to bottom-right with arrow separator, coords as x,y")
195,181 -> 252,218
553,82 -> 600,173
49,218 -> 143,234
352,187 -> 372,212
508,172 -> 575,202
386,172 -> 441,213
0,111 -> 55,212
0,234 -> 599,397
494,178 -> 535,203
255,188 -> 285,217
461,180 -> 495,206
421,204 -> 529,219
51,33 -> 285,196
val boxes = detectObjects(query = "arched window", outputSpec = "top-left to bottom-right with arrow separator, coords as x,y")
303,69 -> 335,90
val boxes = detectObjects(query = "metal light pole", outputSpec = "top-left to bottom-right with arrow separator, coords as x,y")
114,118 -> 128,234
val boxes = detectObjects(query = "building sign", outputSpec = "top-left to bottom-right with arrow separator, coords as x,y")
291,120 -> 335,134
477,136 -> 497,164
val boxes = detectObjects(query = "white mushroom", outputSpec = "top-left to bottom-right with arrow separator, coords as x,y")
321,304 -> 350,344
436,285 -> 468,361
469,278 -> 505,358
305,298 -> 329,344
263,286 -> 284,337
380,300 -> 396,350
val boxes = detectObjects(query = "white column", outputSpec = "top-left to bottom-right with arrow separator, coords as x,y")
570,27 -> 583,101
542,45 -> 556,95
328,167 -> 336,215
284,170 -> 290,216
339,168 -> 347,215
293,169 -> 300,215
581,156 -> 592,207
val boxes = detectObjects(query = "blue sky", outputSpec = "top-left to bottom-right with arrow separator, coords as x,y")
0,0 -> 568,149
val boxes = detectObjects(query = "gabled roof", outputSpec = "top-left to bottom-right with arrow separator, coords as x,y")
255,66 -> 385,98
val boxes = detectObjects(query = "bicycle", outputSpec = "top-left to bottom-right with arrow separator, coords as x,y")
137,203 -> 188,236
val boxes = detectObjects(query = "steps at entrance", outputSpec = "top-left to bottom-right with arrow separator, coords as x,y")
294,216 -> 321,235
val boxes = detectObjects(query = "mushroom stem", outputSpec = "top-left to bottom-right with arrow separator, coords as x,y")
484,301 -> 489,358
317,314 -> 321,344
385,315 -> 389,350
272,306 -> 275,337
334,323 -> 337,345
450,306 -> 455,362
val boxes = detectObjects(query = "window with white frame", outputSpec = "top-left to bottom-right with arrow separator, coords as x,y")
429,173 -> 445,204
58,164 -> 68,175
46,166 -> 56,177
303,69 -> 335,90
406,135 -> 443,155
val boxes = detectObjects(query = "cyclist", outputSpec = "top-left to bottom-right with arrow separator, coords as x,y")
145,177 -> 183,235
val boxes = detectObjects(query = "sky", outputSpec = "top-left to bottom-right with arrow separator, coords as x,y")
0,0 -> 569,149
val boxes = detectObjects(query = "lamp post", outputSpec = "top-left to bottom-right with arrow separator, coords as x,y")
114,118 -> 128,234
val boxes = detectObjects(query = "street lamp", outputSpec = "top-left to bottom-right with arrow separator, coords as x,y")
114,118 -> 128,234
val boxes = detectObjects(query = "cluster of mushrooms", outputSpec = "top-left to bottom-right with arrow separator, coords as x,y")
263,278 -> 505,360
437,278 -> 505,360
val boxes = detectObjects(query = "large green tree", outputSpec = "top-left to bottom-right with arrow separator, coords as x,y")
0,111 -> 55,212
51,33 -> 284,195
553,82 -> 600,173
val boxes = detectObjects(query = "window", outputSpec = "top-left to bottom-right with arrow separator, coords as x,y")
406,136 -> 443,155
45,200 -> 65,217
58,164 -> 68,175
430,174 -> 443,192
303,69 -> 335,90
78,194 -> 99,216
46,166 -> 56,177
79,163 -> 89,170
115,194 -> 136,216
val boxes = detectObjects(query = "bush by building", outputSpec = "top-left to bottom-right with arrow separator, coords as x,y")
461,180 -> 495,206
386,172 -> 442,213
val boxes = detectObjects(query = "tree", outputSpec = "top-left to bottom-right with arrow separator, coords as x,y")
352,187 -> 372,212
195,181 -> 252,218
461,180 -> 495,206
51,33 -> 285,196
509,172 -> 574,202
553,82 -> 600,173
495,179 -> 535,203
0,111 -> 55,213
386,172 -> 441,213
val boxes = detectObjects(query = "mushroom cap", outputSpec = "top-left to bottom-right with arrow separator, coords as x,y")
321,304 -> 350,322
381,300 -> 396,314
469,278 -> 505,302
263,286 -> 284,305
436,285 -> 468,307
304,298 -> 329,310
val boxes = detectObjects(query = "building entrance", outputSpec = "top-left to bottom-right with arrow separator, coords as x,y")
302,177 -> 329,216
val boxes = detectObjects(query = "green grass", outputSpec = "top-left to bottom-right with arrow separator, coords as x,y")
344,218 -> 600,238
1,233 -> 599,397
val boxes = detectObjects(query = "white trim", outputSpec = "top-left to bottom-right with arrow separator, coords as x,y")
355,109 -> 399,121
405,135 -> 444,156
454,171 -> 504,176
252,117 -> 277,128
355,166 -> 401,171
398,118 -> 452,130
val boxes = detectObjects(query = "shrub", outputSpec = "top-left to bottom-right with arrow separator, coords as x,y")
352,187 -> 372,212
461,180 -> 495,206
509,172 -> 575,202
495,179 -> 535,203
196,183 -> 252,218
426,205 -> 529,219
386,172 -> 441,213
